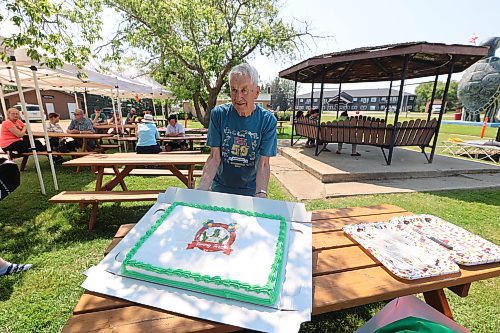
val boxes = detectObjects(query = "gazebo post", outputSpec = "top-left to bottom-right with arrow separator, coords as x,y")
384,78 -> 393,123
387,55 -> 409,165
290,73 -> 298,146
336,81 -> 342,119
429,61 -> 454,163
427,70 -> 440,122
314,74 -> 325,156
310,80 -> 315,110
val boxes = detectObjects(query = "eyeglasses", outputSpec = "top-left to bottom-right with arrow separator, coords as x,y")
230,88 -> 252,96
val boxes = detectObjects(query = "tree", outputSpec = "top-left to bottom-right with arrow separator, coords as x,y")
414,80 -> 459,113
0,0 -> 102,68
264,77 -> 296,111
106,0 -> 309,127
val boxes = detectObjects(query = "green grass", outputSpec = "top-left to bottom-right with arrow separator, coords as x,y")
0,156 -> 499,332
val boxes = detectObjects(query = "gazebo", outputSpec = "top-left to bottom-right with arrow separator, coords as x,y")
279,42 -> 488,164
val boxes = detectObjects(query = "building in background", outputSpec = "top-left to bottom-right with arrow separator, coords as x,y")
2,89 -> 84,120
295,88 -> 416,112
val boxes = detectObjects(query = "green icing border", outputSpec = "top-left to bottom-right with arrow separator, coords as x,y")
121,201 -> 288,306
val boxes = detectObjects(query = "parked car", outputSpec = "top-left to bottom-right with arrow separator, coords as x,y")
14,104 -> 42,122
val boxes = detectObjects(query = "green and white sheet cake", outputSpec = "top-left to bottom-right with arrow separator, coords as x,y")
122,202 -> 288,306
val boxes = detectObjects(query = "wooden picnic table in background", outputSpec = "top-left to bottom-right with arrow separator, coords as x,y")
276,120 -> 288,134
93,124 -> 138,135
63,204 -> 500,332
63,152 -> 209,189
32,132 -> 113,152
117,135 -> 207,151
157,127 -> 208,135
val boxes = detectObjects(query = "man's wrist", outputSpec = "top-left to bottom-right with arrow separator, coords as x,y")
255,189 -> 268,197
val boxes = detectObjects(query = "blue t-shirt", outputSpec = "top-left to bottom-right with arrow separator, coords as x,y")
207,103 -> 277,196
136,122 -> 159,147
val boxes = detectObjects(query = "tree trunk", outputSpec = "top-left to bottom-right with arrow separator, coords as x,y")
193,89 -> 219,128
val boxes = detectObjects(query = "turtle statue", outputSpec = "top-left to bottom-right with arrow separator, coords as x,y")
458,37 -> 500,123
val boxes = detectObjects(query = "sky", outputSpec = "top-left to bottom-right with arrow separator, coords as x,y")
247,0 -> 500,93
2,0 -> 499,94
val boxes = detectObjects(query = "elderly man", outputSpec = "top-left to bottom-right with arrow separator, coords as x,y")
198,63 -> 277,198
67,108 -> 96,149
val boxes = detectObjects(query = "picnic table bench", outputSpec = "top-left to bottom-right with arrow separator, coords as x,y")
49,153 -> 209,229
63,204 -> 500,331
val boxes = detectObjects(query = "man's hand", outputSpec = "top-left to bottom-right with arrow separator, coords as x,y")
197,147 -> 221,191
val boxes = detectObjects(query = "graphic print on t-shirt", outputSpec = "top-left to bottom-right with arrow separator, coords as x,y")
221,128 -> 258,167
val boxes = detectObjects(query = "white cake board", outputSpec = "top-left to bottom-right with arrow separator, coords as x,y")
82,188 -> 312,333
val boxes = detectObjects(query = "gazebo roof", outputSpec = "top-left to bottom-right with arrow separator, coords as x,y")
279,42 -> 489,83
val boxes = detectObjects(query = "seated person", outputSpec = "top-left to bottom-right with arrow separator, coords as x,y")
90,107 -> 107,125
0,108 -> 45,157
47,113 -> 77,153
136,114 -> 161,154
164,115 -> 188,151
125,108 -> 137,124
67,108 -> 96,150
107,112 -> 125,135
336,110 -> 360,156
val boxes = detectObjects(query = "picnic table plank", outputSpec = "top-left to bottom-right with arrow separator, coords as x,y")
63,153 -> 209,167
64,305 -> 238,333
311,262 -> 500,315
73,292 -> 134,315
311,204 -> 406,220
313,231 -> 356,250
313,246 -> 379,276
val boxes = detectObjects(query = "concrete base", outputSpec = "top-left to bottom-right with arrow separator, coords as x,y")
271,140 -> 500,200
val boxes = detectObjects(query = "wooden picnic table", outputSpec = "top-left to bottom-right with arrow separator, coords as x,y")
157,127 -> 208,135
32,132 -> 113,152
276,120 -> 288,134
93,124 -> 138,135
118,135 -> 207,151
63,152 -> 209,189
63,204 -> 500,332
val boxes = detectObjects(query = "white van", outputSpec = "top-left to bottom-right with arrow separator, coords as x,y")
14,104 -> 43,122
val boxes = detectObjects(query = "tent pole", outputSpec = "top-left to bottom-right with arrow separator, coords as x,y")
429,61 -> 454,163
0,83 -> 7,120
152,98 -> 157,117
11,57 -> 46,194
116,88 -> 126,152
111,88 -> 122,153
31,66 -> 58,190
74,91 -> 79,109
83,88 -> 88,116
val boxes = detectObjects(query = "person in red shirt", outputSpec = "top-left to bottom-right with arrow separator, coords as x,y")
0,107 -> 44,157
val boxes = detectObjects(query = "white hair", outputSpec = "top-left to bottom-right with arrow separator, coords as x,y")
229,63 -> 259,86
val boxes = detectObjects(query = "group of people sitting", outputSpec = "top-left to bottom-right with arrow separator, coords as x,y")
296,109 -> 360,156
0,106 -> 189,158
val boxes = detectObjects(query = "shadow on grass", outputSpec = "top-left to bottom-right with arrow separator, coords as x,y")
423,188 -> 500,207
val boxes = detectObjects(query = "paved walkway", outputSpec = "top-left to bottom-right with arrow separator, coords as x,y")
272,140 -> 500,200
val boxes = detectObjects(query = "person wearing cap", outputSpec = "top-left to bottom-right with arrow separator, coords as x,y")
67,108 -> 96,149
136,114 -> 161,154
164,115 -> 187,151
197,63 -> 277,198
